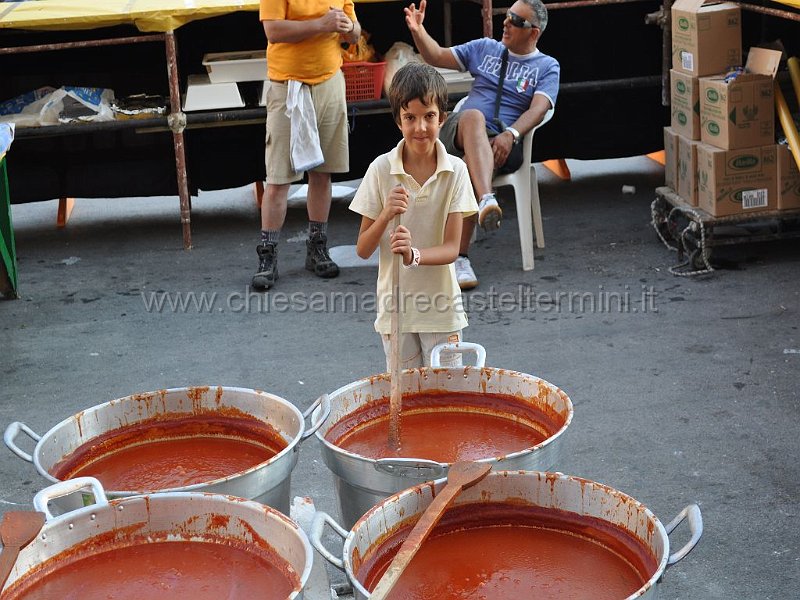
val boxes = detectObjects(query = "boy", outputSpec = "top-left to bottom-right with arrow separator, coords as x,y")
350,62 -> 479,369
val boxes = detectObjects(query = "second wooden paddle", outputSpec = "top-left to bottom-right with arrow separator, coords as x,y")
369,461 -> 492,599
0,511 -> 46,591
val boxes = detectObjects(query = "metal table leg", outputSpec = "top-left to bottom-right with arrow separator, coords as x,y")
165,30 -> 193,250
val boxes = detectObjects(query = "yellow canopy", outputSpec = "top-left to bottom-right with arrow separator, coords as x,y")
0,1 -> 257,33
0,0 -> 390,33
0,0 -> 795,33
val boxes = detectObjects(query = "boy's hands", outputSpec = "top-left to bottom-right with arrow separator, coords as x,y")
383,185 -> 413,264
382,184 -> 408,221
390,225 -> 414,265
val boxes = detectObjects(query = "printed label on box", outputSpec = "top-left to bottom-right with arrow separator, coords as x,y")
681,52 -> 694,72
741,189 -> 768,209
697,143 -> 777,216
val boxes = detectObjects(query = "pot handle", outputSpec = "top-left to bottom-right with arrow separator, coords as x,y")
4,422 -> 41,463
32,477 -> 109,522
301,394 -> 331,442
430,342 -> 486,368
310,511 -> 348,570
665,503 -> 703,566
374,458 -> 446,479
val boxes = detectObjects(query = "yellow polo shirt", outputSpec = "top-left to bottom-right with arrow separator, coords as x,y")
260,0 -> 356,85
350,140 -> 478,334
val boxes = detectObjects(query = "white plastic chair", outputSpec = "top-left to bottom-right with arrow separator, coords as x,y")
452,98 -> 554,271
492,108 -> 554,271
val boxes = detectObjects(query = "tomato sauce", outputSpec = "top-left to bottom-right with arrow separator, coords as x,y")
4,538 -> 299,600
357,503 -> 658,600
328,391 -> 562,461
52,414 -> 287,491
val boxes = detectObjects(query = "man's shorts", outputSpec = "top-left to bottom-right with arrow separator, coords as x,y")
265,70 -> 350,185
439,110 -> 464,158
439,110 -> 523,174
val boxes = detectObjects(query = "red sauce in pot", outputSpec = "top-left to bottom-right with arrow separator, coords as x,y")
52,414 -> 287,491
328,391 -> 562,461
4,539 -> 299,600
357,503 -> 658,600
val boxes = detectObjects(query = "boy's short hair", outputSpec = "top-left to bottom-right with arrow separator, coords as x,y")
387,62 -> 448,124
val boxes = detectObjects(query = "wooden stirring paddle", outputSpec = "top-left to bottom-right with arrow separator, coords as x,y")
369,462 -> 492,599
0,511 -> 46,591
388,213 -> 402,450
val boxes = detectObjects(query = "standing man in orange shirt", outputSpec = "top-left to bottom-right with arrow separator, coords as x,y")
253,1 -> 361,290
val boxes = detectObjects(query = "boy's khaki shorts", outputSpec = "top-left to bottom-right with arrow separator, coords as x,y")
265,70 -> 350,185
381,331 -> 463,371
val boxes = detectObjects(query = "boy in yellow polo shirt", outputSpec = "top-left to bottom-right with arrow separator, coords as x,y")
350,63 -> 479,369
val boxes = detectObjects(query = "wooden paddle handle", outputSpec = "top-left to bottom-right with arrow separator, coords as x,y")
388,213 -> 402,450
369,483 -> 462,599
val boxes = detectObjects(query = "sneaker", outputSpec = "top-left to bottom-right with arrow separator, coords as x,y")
454,256 -> 478,290
252,242 -> 278,290
306,232 -> 340,278
478,193 -> 502,231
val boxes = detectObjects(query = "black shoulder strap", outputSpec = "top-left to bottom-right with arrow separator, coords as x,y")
493,48 -> 509,129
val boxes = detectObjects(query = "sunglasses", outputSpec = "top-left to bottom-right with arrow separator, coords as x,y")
506,10 -> 538,29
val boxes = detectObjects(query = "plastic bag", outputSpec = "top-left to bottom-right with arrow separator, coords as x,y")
0,86 -> 115,127
382,42 -> 421,96
341,30 -> 377,63
0,123 -> 13,156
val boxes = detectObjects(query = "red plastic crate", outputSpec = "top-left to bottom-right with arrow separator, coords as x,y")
341,61 -> 386,102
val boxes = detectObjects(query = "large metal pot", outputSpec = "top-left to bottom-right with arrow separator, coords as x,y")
312,343 -> 573,527
1,477 -> 313,599
4,386 -> 329,514
312,470 -> 703,599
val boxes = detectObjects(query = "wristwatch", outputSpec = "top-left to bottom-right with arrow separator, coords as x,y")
506,126 -> 521,145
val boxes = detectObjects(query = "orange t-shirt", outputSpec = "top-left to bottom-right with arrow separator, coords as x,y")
260,0 -> 356,85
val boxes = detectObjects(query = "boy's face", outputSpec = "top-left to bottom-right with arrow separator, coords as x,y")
398,98 -> 444,159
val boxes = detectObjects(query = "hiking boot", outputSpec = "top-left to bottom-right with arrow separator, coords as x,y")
478,193 -> 502,231
454,256 -> 478,290
306,232 -> 340,278
252,242 -> 278,290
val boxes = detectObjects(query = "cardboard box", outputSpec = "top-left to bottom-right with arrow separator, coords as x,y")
671,0 -> 741,77
678,135 -> 702,205
671,70 -> 700,139
699,47 -> 781,150
664,127 -> 679,190
777,144 -> 800,210
697,143 -> 777,216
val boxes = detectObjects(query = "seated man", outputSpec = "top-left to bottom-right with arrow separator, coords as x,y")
405,0 -> 559,289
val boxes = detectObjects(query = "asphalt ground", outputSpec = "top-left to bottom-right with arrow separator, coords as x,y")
1,156 -> 799,598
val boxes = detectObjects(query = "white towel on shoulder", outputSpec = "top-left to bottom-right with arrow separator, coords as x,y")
285,80 -> 324,172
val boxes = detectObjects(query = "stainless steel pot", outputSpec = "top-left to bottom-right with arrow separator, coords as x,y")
1,477 -> 313,599
312,343 -> 573,527
312,470 -> 703,600
5,386 -> 330,514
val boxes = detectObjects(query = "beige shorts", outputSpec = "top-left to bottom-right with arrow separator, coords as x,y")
265,71 -> 350,185
380,331 -> 463,371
